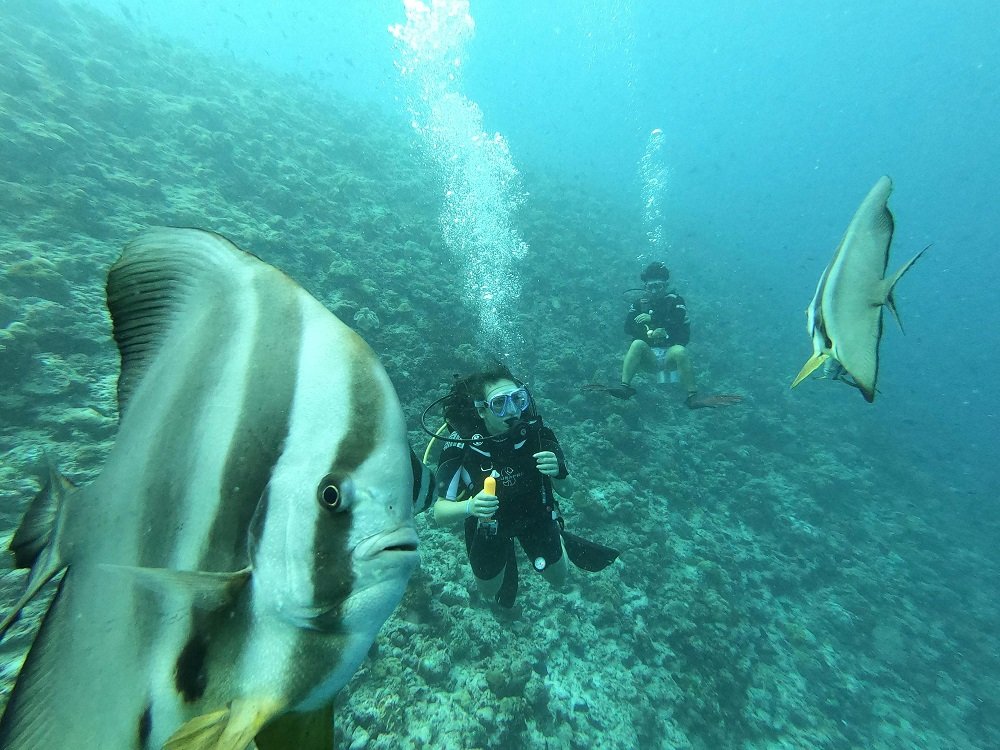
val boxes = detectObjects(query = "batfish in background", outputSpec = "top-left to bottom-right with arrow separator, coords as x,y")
792,176 -> 929,402
0,227 -> 433,749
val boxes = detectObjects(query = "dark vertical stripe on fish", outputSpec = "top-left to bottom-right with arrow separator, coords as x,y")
166,273 -> 301,705
310,333 -> 385,627
330,333 -> 382,477
174,633 -> 209,703
203,278 -> 302,571
131,272 -> 241,569
138,704 -> 152,748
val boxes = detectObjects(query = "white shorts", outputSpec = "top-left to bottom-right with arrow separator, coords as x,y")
651,347 -> 679,383
652,347 -> 673,370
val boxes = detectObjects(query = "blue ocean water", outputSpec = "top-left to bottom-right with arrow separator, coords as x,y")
3,0 -> 998,747
88,0 -> 999,496
466,0 -> 1000,502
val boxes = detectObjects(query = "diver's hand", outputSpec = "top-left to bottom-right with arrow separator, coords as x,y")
534,451 -> 560,477
468,489 -> 499,519
648,327 -> 668,341
634,313 -> 652,325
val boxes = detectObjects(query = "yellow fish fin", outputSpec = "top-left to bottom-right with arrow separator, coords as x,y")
791,353 -> 829,388
164,697 -> 284,750
162,709 -> 230,750
255,704 -> 334,750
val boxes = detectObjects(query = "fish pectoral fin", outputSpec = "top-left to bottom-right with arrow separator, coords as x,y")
2,460 -> 77,640
100,564 -> 251,610
255,704 -> 334,750
791,353 -> 829,388
11,457 -> 76,570
165,697 -> 284,750
0,565 -> 66,641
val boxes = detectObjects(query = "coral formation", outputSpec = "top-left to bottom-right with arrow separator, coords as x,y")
353,306 -> 381,332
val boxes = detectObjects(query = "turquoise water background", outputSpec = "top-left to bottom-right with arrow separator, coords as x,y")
1,1 -> 998,748
87,0 -> 999,494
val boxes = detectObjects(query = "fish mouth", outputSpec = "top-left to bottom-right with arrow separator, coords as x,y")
357,526 -> 419,560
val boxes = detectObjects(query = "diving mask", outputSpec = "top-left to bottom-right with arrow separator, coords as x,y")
475,387 -> 531,418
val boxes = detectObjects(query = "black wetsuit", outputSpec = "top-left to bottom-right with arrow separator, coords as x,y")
625,291 -> 691,346
436,420 -> 568,583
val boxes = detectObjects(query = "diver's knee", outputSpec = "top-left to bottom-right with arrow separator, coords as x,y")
666,345 -> 689,364
627,339 -> 651,356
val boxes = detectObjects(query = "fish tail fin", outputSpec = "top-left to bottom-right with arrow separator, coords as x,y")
883,243 -> 931,333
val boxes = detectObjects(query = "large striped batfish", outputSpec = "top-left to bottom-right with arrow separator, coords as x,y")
0,227 -> 435,749
791,176 -> 928,402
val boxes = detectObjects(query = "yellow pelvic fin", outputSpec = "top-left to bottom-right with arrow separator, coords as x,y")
162,709 -> 230,750
791,353 -> 829,388
255,704 -> 334,750
164,697 -> 284,750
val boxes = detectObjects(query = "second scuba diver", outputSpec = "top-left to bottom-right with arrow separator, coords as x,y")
606,261 -> 743,408
424,363 -> 619,611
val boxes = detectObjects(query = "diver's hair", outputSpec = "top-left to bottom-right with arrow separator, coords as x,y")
442,362 -> 523,436
640,261 -> 669,282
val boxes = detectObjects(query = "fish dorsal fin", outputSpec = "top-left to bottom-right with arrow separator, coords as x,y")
881,244 -> 931,333
164,697 -> 284,750
105,227 -> 257,415
255,705 -> 334,750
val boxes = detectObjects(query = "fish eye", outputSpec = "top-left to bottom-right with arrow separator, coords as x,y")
317,475 -> 344,511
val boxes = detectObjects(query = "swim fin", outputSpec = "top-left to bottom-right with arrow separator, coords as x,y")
561,531 -> 620,571
496,542 -> 519,609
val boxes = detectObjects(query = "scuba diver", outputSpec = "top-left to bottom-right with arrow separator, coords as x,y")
605,261 -> 743,409
422,363 -> 619,612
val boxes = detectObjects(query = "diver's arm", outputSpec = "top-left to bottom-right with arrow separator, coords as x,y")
432,448 -> 469,526
624,303 -> 645,339
537,429 -> 569,479
432,490 -> 498,526
431,498 -> 469,525
536,442 -> 573,498
668,294 -> 691,346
